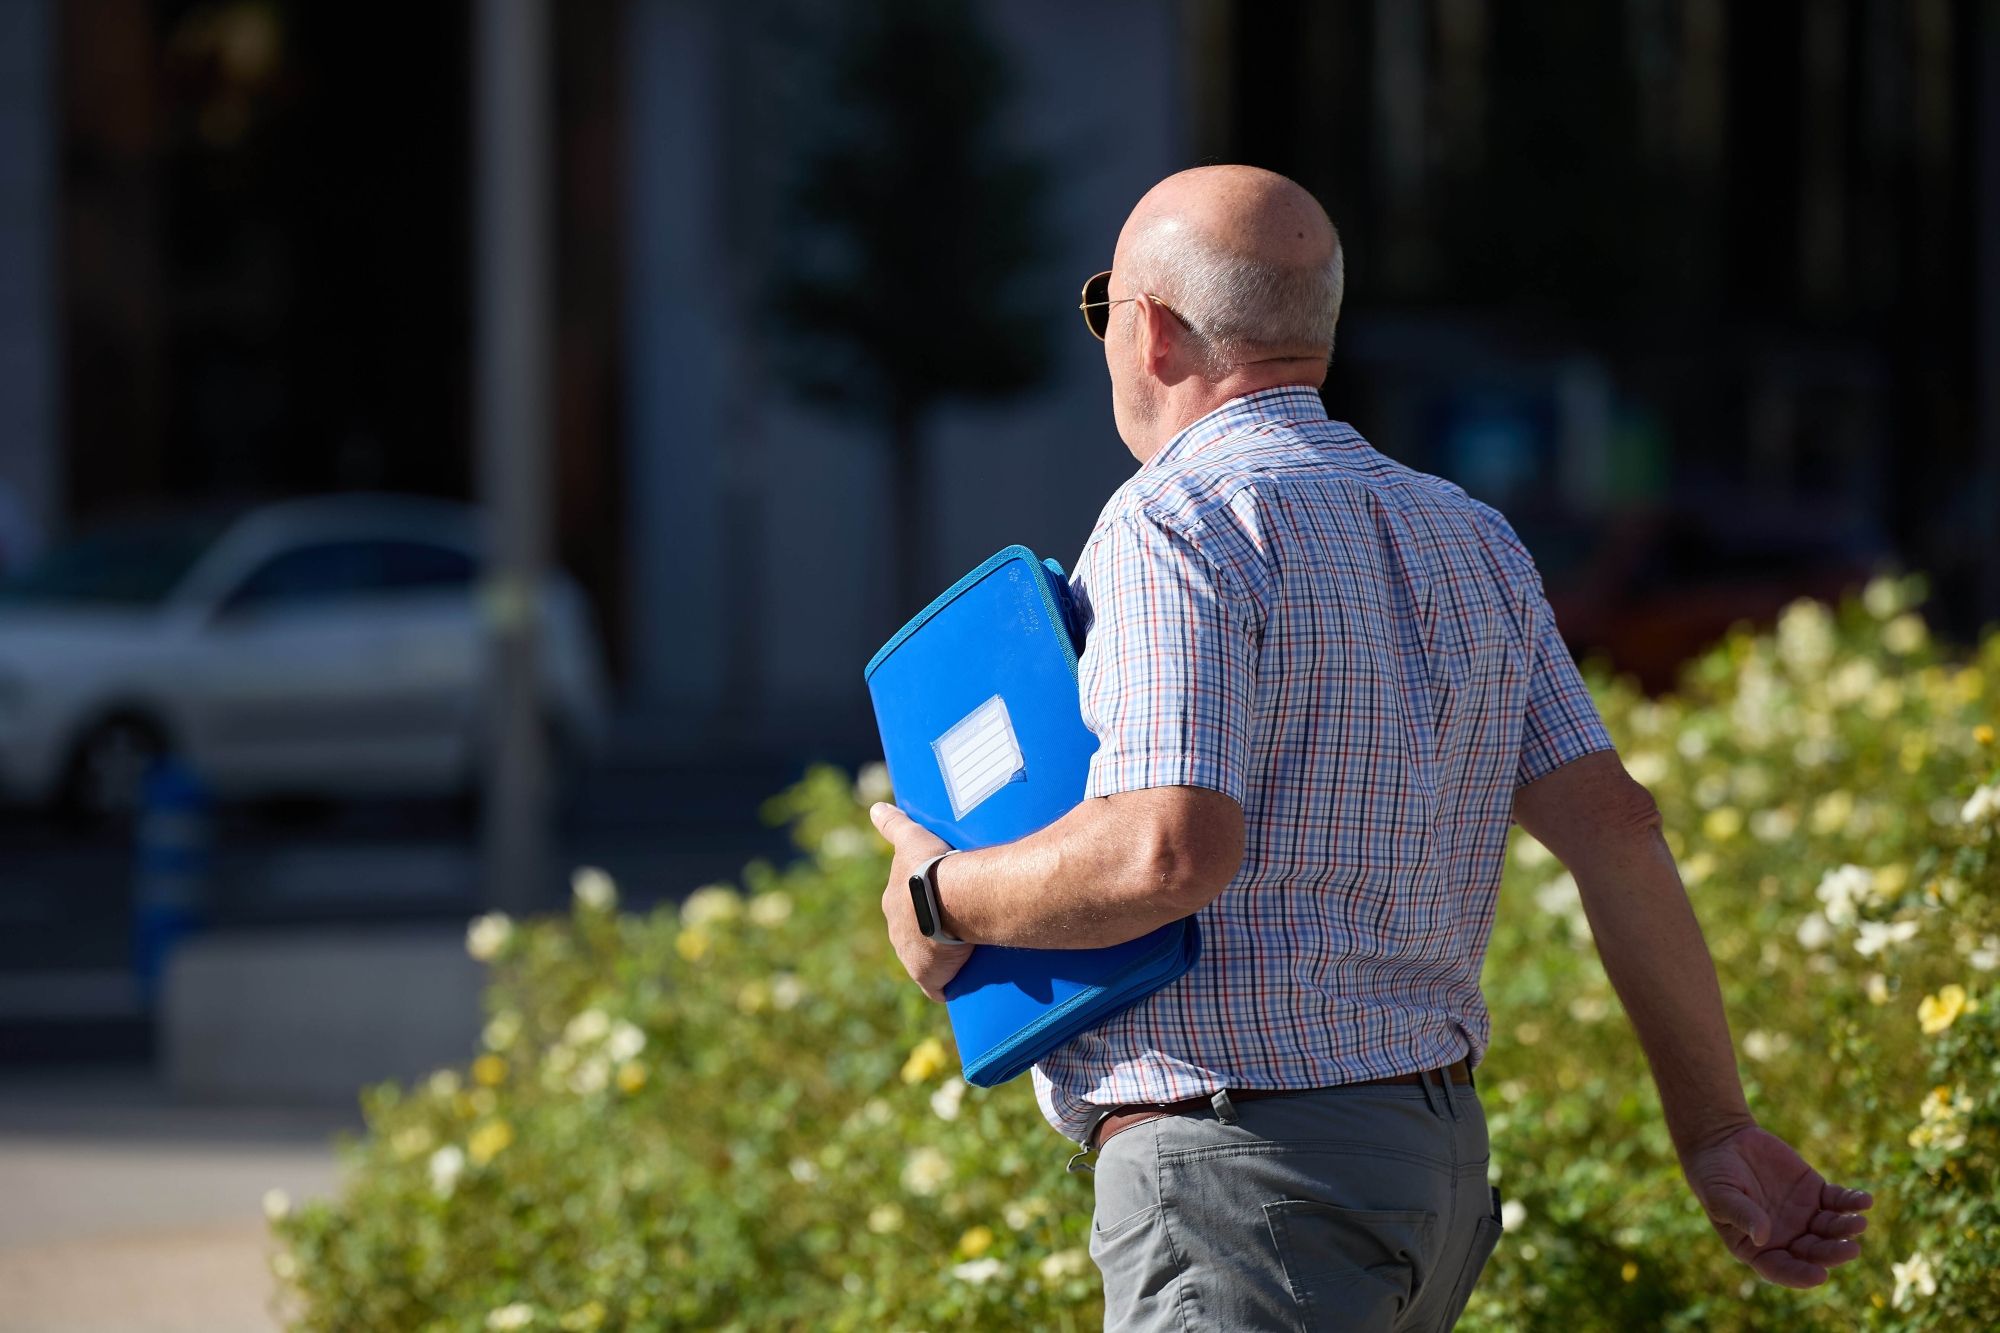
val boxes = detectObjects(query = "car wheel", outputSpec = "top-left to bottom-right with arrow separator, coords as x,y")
60,716 -> 171,827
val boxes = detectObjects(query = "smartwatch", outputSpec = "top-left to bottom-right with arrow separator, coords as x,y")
908,851 -> 965,944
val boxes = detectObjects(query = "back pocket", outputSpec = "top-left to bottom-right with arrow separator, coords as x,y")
1263,1200 -> 1434,1331
1433,1185 -> 1504,1329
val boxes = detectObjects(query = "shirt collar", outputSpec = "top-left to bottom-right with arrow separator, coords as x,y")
1142,385 -> 1330,474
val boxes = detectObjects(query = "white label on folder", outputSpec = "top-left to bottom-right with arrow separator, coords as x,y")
933,695 -> 1026,821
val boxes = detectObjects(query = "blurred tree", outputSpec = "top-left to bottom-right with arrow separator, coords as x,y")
769,0 -> 1053,618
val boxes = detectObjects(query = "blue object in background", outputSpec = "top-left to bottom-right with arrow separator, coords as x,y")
865,545 -> 1200,1087
132,759 -> 212,1005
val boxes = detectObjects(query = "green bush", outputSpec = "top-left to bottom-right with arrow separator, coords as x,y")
272,577 -> 2000,1331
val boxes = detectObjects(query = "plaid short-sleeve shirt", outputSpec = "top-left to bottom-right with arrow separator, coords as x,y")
1031,387 -> 1614,1147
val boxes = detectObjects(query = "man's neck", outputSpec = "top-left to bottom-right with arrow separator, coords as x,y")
1142,364 -> 1326,463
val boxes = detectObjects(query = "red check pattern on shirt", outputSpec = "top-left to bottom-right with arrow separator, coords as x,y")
1031,386 -> 1614,1147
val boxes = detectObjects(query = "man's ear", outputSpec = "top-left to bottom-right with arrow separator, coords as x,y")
1136,294 -> 1182,380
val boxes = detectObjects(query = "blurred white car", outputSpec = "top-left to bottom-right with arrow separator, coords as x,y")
0,494 -> 609,818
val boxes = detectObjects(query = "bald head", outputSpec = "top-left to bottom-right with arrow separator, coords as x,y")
1115,166 -> 1344,369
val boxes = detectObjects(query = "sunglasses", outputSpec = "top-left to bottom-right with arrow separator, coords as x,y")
1078,270 -> 1189,340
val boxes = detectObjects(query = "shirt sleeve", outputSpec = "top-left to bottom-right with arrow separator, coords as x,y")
1075,510 -> 1258,804
1516,596 -> 1615,786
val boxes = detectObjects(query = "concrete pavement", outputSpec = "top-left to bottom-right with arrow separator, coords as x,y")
0,1069 -> 355,1332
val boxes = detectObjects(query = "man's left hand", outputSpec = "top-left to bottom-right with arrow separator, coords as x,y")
869,802 -> 975,1003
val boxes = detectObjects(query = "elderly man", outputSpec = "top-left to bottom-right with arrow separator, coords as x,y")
869,166 -> 1873,1331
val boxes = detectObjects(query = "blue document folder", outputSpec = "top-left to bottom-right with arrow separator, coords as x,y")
863,545 -> 1201,1087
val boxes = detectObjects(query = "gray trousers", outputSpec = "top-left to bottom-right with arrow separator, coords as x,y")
1087,1066 -> 1502,1332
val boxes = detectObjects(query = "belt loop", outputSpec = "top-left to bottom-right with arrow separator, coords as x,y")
1416,1065 -> 1440,1118
1440,1063 -> 1461,1123
1066,1148 -> 1096,1175
1210,1089 -> 1239,1125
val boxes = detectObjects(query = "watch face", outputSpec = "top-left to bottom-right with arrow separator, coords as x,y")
909,875 -> 939,936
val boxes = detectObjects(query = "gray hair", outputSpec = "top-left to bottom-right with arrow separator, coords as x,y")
1126,219 -> 1345,370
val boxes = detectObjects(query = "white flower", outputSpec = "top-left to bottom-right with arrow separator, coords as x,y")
1862,576 -> 1903,619
1884,612 -> 1928,655
429,1145 -> 466,1197
564,1008 -> 610,1046
788,1157 -> 820,1185
821,827 -> 870,860
1038,1248 -> 1090,1282
1891,1251 -> 1938,1309
902,1147 -> 951,1196
270,1250 -> 299,1280
1794,912 -> 1835,951
1500,1198 -> 1526,1230
567,1057 -> 611,1096
1750,807 -> 1798,843
466,912 -> 513,962
1814,865 -> 1874,927
748,892 -> 793,928
679,885 -> 742,928
930,1080 -> 967,1122
1742,1029 -> 1790,1062
855,761 -> 894,805
428,1069 -> 461,1098
867,1203 -> 904,1234
1622,752 -> 1669,787
1566,994 -> 1608,1024
606,1021 -> 646,1063
571,865 -> 617,912
1777,601 -> 1835,671
771,974 -> 805,1011
950,1257 -> 1006,1284
1532,872 -> 1590,942
487,1304 -> 536,1331
1854,918 -> 1920,958
1962,784 -> 2000,828
1968,935 -> 2000,973
483,1011 -> 521,1051
262,1187 -> 290,1221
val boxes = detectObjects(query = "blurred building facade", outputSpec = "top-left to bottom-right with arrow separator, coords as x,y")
7,0 -> 1999,756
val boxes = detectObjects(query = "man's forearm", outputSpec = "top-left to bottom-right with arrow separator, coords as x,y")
1574,828 -> 1756,1159
933,797 -> 1204,951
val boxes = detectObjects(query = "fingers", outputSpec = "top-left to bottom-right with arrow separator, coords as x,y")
1751,1251 -> 1830,1290
1811,1208 -> 1868,1238
1822,1182 -> 1875,1211
1707,1189 -> 1771,1248
1787,1233 -> 1862,1266
868,801 -> 907,838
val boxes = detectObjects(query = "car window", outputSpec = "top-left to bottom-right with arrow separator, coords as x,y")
378,541 -> 477,591
223,540 -> 476,613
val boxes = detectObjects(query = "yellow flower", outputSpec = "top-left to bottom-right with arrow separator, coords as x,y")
467,1119 -> 514,1167
675,928 -> 711,963
901,1036 -> 950,1084
1702,808 -> 1743,842
957,1225 -> 995,1257
1918,984 -> 1975,1035
867,1203 -> 905,1234
472,1054 -> 507,1087
1976,724 -> 1996,747
1621,1260 -> 1639,1283
616,1061 -> 648,1094
558,1301 -> 607,1332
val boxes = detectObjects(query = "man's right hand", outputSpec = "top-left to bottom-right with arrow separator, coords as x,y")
1678,1120 -> 1874,1288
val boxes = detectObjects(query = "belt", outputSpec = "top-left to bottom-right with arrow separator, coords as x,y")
1084,1057 -> 1474,1153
